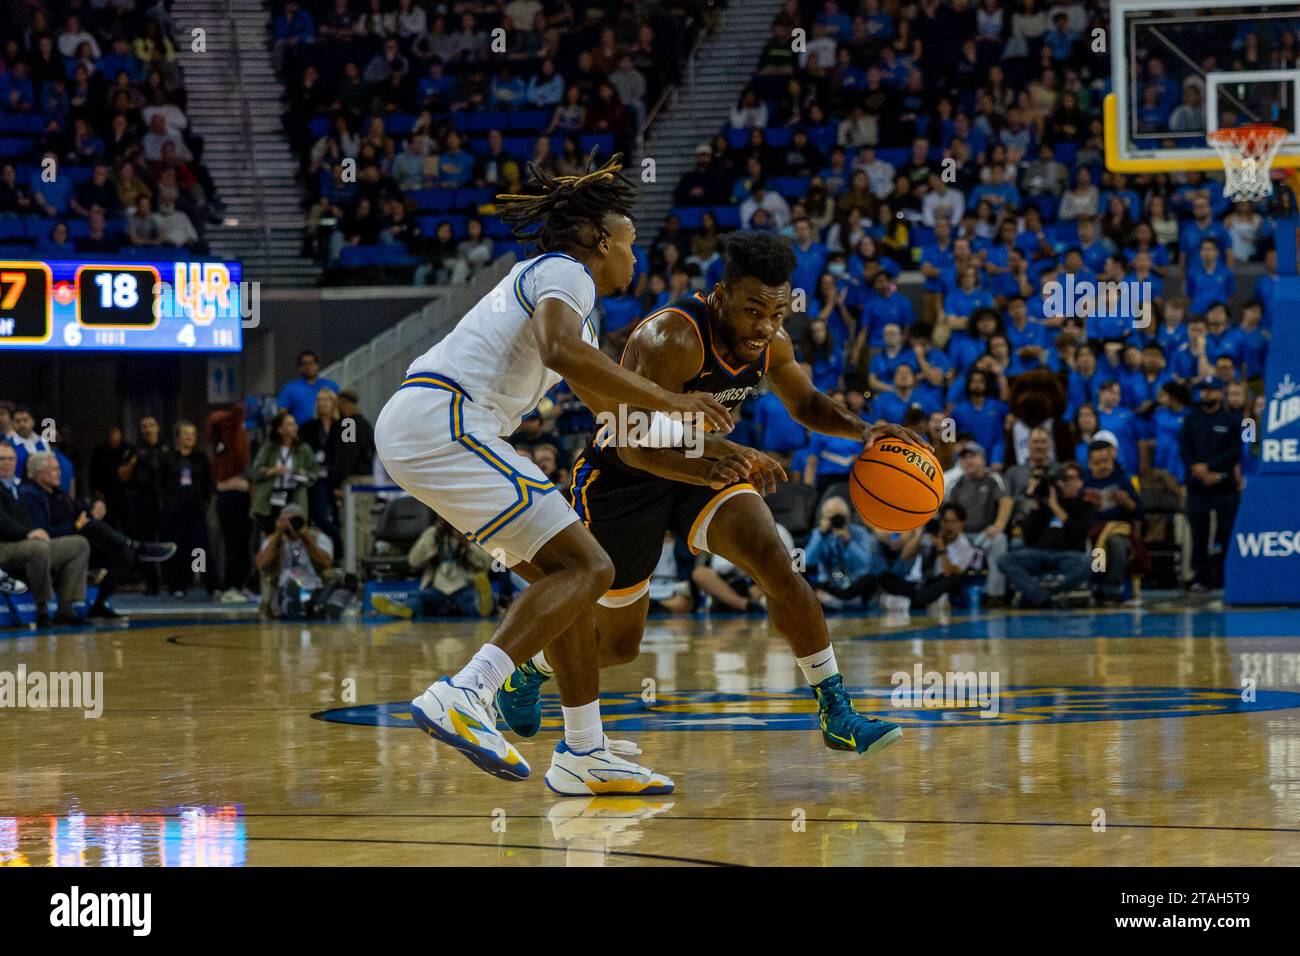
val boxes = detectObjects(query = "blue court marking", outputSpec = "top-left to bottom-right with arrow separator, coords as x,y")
312,684 -> 1300,731
843,609 -> 1300,642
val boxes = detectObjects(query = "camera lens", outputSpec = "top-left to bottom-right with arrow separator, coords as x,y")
829,514 -> 848,529
290,516 -> 305,530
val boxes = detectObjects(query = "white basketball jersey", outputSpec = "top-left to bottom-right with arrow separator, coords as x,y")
408,253 -> 599,436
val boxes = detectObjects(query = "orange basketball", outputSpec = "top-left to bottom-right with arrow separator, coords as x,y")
849,440 -> 944,532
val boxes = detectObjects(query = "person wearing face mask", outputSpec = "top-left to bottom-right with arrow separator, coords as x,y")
1179,377 -> 1241,592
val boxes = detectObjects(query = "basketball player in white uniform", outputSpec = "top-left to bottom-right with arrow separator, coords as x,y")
375,156 -> 733,795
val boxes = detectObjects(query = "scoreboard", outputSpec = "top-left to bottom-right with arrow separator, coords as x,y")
0,257 -> 244,351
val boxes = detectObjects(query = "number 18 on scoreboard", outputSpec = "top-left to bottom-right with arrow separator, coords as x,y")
0,257 -> 244,352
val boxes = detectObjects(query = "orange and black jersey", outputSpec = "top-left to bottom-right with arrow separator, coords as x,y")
577,292 -> 769,481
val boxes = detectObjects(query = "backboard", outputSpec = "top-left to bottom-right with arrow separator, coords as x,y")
1106,0 -> 1300,173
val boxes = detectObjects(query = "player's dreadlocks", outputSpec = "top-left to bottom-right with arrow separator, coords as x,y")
496,150 -> 637,254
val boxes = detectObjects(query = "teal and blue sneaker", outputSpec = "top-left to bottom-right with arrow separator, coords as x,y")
496,660 -> 550,737
812,674 -> 903,756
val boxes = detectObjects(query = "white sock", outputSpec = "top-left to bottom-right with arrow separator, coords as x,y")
561,700 -> 603,754
451,643 -> 516,696
796,646 -> 840,687
531,650 -> 553,676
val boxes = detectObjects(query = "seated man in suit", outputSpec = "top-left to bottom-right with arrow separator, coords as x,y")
0,443 -> 90,626
19,452 -> 175,619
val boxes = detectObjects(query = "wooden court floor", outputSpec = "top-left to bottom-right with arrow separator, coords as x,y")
1,601 -> 1298,867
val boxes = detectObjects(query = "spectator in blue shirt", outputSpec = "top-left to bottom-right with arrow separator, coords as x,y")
526,59 -> 565,108
1153,381 -> 1190,481
1096,380 -> 1141,471
805,495 -> 880,606
489,65 -> 527,107
944,265 -> 994,327
1074,219 -> 1110,273
752,388 -> 808,453
30,152 -> 73,216
804,428 -> 864,498
865,322 -> 917,395
859,270 -> 915,348
1178,196 -> 1232,261
35,221 -> 75,257
1169,314 -> 1214,382
1156,296 -> 1189,357
797,318 -> 844,393
1067,342 -> 1103,414
0,61 -> 35,111
1003,296 -> 1052,371
274,0 -> 317,66
815,0 -> 855,41
1204,302 -> 1245,367
874,364 -> 937,425
951,368 -> 1007,466
790,217 -> 828,300
1252,248 -> 1279,328
1044,13 -> 1077,62
278,350 -> 342,426
1126,343 -> 1172,433
419,60 -> 455,103
437,131 -> 475,188
1186,239 -> 1235,316
1238,302 -> 1269,380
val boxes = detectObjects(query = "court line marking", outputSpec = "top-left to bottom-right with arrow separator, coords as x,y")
6,810 -> 1297,835
243,835 -> 738,866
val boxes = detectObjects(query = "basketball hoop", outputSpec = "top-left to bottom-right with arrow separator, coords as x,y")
1208,125 -> 1288,201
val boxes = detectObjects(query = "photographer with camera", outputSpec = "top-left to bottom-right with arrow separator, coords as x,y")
805,496 -> 880,607
998,461 -> 1096,608
946,441 -> 1011,604
876,503 -> 982,615
254,503 -> 337,618
249,411 -> 320,538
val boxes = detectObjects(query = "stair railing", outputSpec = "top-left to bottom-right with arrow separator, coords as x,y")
221,0 -> 274,280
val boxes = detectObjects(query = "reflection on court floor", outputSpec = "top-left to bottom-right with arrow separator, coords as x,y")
2,602 -> 1299,866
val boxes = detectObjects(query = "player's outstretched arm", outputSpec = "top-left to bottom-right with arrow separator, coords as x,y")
765,330 -> 929,449
532,298 -> 733,434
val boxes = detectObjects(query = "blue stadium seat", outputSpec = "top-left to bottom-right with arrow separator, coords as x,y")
804,125 -> 837,154
1053,143 -> 1079,165
1031,193 -> 1058,223
765,128 -> 794,147
407,188 -> 456,212
671,207 -> 707,229
308,116 -> 330,140
877,148 -> 909,168
726,129 -> 749,149
578,134 -> 614,157
509,110 -> 550,132
481,217 -> 511,238
1052,221 -> 1079,247
385,113 -> 419,136
64,220 -> 90,240
713,206 -> 741,229
454,186 -> 494,209
770,175 -> 810,198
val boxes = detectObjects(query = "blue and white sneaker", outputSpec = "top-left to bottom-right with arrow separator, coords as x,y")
544,741 -> 675,797
813,674 -> 903,756
410,677 -> 530,781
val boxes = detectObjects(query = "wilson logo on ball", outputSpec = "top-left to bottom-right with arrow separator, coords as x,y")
850,441 -> 944,533
874,443 -> 938,481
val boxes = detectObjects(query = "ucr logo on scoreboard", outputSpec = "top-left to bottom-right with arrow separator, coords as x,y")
152,264 -> 259,327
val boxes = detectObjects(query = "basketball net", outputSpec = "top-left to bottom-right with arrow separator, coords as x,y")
1207,125 -> 1287,201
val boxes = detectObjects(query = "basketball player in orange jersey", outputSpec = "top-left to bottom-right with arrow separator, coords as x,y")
499,232 -> 929,768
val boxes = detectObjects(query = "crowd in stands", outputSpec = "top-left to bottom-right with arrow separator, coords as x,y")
476,0 -> 1288,615
273,0 -> 716,281
0,349 -> 383,624
0,0 -> 224,258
